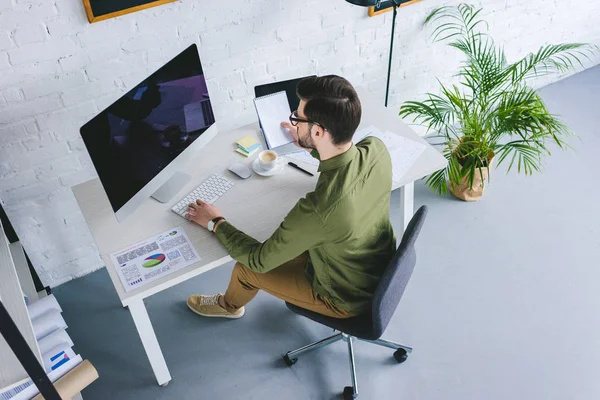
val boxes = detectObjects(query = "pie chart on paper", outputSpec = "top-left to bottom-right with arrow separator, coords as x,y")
143,254 -> 166,268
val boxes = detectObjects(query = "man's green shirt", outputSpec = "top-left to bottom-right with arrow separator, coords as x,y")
215,137 -> 396,314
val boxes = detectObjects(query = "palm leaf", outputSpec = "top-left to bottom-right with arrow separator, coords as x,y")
496,141 -> 543,174
510,43 -> 597,82
401,3 -> 594,196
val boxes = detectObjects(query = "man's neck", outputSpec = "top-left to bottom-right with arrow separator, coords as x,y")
317,141 -> 353,161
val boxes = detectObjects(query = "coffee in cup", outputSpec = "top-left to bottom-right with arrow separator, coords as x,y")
258,150 -> 279,171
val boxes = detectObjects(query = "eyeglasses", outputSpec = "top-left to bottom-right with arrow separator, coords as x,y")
289,111 -> 327,131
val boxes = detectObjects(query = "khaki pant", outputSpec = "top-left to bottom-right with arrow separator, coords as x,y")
223,253 -> 353,319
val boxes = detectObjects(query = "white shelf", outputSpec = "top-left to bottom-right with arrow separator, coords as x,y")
0,222 -> 43,390
0,221 -> 92,399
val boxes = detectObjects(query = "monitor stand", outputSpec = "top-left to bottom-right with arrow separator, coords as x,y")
151,171 -> 191,203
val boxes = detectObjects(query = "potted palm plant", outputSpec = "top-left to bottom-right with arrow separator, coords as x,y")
399,4 -> 596,201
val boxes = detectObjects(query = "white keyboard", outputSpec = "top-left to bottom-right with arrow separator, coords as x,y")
171,173 -> 234,217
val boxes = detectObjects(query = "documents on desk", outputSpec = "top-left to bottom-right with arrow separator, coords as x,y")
109,227 -> 201,292
285,150 -> 320,167
354,125 -> 426,182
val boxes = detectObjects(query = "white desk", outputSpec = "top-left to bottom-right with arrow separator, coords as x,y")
72,87 -> 446,386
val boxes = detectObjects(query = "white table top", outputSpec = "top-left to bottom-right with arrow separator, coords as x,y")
72,87 -> 446,306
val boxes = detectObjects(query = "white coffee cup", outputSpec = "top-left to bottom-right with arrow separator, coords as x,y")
258,150 -> 279,171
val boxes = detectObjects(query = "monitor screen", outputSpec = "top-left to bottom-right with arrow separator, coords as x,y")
80,44 -> 214,213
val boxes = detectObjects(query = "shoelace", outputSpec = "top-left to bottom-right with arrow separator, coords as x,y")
198,294 -> 221,306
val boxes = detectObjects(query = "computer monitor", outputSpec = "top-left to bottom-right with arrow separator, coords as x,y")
80,44 -> 217,222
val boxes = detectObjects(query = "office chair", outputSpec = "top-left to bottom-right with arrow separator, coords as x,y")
282,206 -> 428,400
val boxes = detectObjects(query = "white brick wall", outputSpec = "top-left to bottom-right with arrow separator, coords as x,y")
1,0 -> 599,287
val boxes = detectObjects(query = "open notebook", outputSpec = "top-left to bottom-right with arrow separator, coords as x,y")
253,90 -> 295,149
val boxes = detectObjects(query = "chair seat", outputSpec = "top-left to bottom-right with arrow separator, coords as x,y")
285,302 -> 381,340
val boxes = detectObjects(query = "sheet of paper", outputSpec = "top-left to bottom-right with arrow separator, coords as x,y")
27,294 -> 62,321
1,380 -> 34,400
32,310 -> 67,341
38,329 -> 74,357
353,125 -> 382,143
285,151 -> 320,167
42,345 -> 76,373
371,131 -> 426,182
110,226 -> 201,292
353,125 -> 426,182
254,91 -> 294,149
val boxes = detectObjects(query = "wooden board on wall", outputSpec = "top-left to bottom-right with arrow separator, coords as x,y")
83,0 -> 177,23
368,0 -> 422,17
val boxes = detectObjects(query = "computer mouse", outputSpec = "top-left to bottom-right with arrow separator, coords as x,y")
228,162 -> 252,179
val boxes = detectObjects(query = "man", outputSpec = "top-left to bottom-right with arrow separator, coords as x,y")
185,75 -> 396,319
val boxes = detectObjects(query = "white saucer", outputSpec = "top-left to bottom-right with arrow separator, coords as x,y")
252,158 -> 284,177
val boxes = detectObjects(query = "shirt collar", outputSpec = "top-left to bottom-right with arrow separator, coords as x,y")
318,144 -> 358,172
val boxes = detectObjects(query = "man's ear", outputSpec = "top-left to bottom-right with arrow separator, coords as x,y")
313,125 -> 326,138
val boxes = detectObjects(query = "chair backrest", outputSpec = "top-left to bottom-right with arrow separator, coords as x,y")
370,205 -> 428,339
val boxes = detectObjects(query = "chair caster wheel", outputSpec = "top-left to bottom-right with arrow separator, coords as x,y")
283,354 -> 297,366
394,348 -> 408,363
343,386 -> 357,399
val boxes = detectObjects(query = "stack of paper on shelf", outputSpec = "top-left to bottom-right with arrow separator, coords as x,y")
0,294 -> 87,400
235,136 -> 261,157
28,295 -> 80,375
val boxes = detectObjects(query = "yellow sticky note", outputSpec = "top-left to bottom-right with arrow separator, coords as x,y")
236,136 -> 258,149
235,148 -> 251,157
235,147 -> 259,157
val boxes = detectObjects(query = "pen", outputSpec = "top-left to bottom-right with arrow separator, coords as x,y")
287,162 -> 314,177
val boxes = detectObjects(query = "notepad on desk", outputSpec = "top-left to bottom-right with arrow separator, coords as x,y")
235,135 -> 261,157
254,90 -> 295,149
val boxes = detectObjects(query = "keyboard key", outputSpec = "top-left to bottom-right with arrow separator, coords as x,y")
171,173 -> 233,218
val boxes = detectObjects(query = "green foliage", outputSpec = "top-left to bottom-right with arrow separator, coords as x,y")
399,4 -> 596,195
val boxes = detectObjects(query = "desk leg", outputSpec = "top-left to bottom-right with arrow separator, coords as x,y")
128,299 -> 172,386
399,182 -> 415,232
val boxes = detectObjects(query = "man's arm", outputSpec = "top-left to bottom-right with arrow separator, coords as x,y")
215,198 -> 325,273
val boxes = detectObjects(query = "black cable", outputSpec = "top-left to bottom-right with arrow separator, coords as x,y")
385,1 -> 400,107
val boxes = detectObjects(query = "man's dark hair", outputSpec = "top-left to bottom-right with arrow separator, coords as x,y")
296,75 -> 361,145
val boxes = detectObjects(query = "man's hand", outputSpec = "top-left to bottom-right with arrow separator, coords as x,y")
185,200 -> 223,230
281,121 -> 311,152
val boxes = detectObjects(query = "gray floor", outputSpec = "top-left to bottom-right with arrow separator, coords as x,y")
54,67 -> 600,400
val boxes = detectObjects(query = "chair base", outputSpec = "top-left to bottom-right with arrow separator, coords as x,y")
283,332 -> 412,399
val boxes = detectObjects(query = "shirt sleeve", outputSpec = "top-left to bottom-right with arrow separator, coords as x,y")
214,198 -> 325,273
